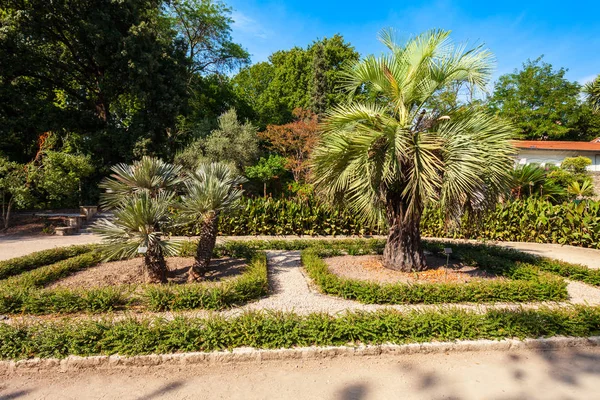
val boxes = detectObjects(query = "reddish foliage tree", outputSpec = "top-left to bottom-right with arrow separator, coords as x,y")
258,108 -> 320,182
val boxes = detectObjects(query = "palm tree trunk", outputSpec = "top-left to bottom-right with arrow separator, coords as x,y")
188,212 -> 219,281
382,199 -> 427,272
144,242 -> 167,283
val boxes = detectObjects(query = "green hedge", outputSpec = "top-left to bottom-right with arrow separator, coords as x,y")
143,251 -> 268,311
0,245 -> 98,280
301,240 -> 568,304
302,254 -> 566,305
422,198 -> 600,248
2,307 -> 600,360
170,197 -> 600,249
0,244 -> 268,315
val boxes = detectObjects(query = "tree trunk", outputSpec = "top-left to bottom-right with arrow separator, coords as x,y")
188,212 -> 219,282
382,199 -> 427,272
1,195 -> 13,231
144,243 -> 167,283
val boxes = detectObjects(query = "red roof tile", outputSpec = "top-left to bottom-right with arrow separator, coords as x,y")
512,140 -> 600,152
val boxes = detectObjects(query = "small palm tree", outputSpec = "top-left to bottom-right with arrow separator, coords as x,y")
567,180 -> 594,200
584,75 -> 600,113
510,164 -> 564,201
179,162 -> 246,281
312,29 -> 515,272
99,156 -> 183,209
92,191 -> 179,283
94,157 -> 182,283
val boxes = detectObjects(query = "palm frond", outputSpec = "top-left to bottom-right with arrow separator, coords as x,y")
179,162 -> 246,223
99,156 -> 183,209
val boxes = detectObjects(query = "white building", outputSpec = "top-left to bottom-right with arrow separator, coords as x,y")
513,140 -> 600,172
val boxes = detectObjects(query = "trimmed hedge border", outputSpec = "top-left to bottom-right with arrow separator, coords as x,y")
301,240 -> 569,304
0,244 -> 268,315
2,306 -> 600,360
0,245 -> 98,281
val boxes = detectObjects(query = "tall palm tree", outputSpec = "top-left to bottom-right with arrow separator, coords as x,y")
584,75 -> 600,113
99,156 -> 183,209
311,29 -> 515,272
92,191 -> 179,283
179,162 -> 246,281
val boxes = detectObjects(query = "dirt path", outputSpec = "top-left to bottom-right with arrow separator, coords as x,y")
2,346 -> 599,399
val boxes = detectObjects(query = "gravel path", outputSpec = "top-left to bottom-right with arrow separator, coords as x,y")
234,251 -> 600,315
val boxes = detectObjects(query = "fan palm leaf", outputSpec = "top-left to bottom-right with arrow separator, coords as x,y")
312,29 -> 514,271
99,156 -> 183,209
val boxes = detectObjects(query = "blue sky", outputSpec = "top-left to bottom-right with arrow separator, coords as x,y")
228,0 -> 600,87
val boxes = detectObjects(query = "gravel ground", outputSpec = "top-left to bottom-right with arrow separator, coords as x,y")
326,254 -> 496,284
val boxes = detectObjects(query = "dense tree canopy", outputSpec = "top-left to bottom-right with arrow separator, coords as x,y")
231,35 -> 359,126
488,57 -> 582,140
1,0 -> 598,212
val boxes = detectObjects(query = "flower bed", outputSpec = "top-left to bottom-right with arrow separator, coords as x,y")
301,240 -> 569,304
0,243 -> 268,315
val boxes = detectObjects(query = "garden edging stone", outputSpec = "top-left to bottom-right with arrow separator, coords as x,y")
2,336 -> 599,376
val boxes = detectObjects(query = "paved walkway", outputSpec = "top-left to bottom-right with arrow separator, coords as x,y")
2,234 -> 600,269
3,346 -> 600,399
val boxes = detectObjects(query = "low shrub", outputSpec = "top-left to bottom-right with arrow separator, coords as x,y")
0,244 -> 268,315
2,306 -> 600,360
144,251 -> 268,311
0,287 -> 127,314
0,245 -> 98,280
302,250 -> 567,304
0,252 -> 104,289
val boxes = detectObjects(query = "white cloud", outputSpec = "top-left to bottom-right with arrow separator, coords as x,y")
579,75 -> 597,85
231,11 -> 270,40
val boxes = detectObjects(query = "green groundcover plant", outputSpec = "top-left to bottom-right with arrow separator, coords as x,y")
0,243 -> 268,315
0,245 -> 98,280
1,306 -> 600,360
301,240 -> 568,304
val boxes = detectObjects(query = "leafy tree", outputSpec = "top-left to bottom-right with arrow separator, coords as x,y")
232,35 -> 359,126
245,155 -> 288,197
488,57 -> 581,139
584,75 -> 600,113
175,109 -> 259,171
0,157 -> 32,230
28,150 -> 95,209
312,29 -> 515,272
259,109 -> 319,183
0,0 -> 188,165
311,43 -> 327,116
179,162 -> 245,280
168,0 -> 249,79
561,156 -> 591,174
